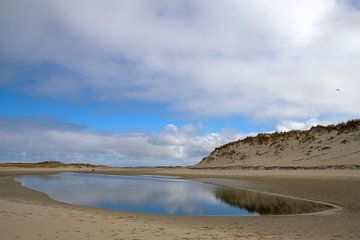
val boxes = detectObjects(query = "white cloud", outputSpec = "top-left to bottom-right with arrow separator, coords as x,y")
276,118 -> 328,132
0,117 -> 243,166
0,0 -> 359,121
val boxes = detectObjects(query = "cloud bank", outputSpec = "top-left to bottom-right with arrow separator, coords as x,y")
1,0 -> 359,120
0,117 -> 243,166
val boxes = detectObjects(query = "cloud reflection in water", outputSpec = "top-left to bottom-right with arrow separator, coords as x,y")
15,173 -> 255,216
15,173 -> 330,216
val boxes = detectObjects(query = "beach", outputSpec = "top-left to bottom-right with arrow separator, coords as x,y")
0,167 -> 359,240
2,0 -> 360,239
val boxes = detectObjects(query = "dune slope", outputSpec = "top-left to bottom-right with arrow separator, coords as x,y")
195,119 -> 360,169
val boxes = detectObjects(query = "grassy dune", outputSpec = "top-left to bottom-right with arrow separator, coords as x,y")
195,119 -> 360,169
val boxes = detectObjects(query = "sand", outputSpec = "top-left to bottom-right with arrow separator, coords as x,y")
196,120 -> 360,169
1,167 -> 360,240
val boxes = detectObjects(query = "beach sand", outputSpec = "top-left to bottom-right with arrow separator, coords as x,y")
1,167 -> 359,240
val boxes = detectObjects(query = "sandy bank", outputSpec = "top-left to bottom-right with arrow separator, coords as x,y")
0,168 -> 360,239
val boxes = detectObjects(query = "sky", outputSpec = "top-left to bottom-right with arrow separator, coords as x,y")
0,0 -> 359,166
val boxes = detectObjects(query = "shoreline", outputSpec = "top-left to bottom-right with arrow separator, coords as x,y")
2,166 -> 359,179
1,167 -> 360,239
12,171 -> 343,218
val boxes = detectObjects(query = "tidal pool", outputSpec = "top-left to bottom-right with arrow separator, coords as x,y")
15,173 -> 330,216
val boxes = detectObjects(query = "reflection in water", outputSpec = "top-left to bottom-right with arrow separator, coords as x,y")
15,173 -> 330,216
215,188 -> 332,214
15,173 -> 256,216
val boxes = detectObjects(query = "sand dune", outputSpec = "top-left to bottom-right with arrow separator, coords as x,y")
1,120 -> 360,239
195,119 -> 360,169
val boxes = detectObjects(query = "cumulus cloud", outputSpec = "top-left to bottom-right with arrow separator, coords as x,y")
1,1 -> 359,165
0,0 -> 359,120
0,116 -> 243,166
276,118 -> 329,132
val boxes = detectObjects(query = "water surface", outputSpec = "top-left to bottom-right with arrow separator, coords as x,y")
15,173 -> 330,216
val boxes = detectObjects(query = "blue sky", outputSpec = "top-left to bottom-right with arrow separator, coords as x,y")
0,0 -> 359,166
0,88 -> 272,133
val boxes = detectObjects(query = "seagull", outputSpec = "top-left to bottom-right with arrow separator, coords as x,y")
336,88 -> 341,92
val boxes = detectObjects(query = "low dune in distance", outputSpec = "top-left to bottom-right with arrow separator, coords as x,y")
0,161 -> 107,169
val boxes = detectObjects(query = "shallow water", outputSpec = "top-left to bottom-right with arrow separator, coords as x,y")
15,173 -> 330,216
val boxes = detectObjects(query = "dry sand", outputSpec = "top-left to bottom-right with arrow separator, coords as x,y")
196,120 -> 360,169
1,167 -> 360,240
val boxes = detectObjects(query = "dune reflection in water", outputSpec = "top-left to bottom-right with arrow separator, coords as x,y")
215,188 -> 332,214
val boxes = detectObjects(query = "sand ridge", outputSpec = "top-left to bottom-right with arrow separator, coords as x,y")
196,119 -> 360,169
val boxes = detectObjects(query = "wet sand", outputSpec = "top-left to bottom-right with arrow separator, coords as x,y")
0,167 -> 360,240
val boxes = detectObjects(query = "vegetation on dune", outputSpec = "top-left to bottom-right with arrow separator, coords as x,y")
0,161 -> 107,168
195,119 -> 360,168
218,119 -> 360,150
